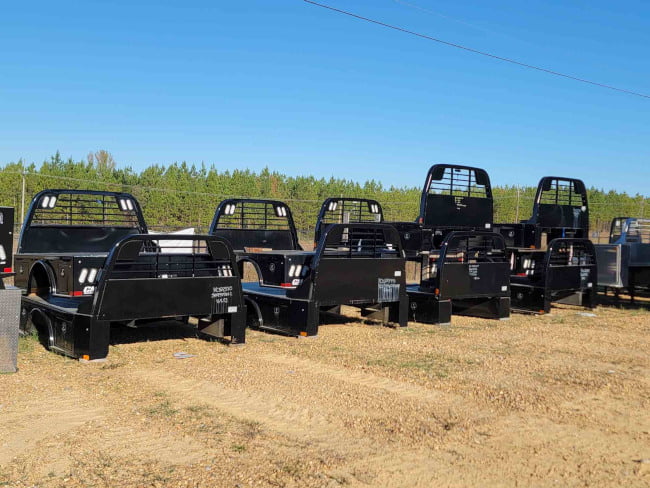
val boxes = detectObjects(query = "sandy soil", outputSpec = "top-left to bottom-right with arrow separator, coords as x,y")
1,303 -> 649,487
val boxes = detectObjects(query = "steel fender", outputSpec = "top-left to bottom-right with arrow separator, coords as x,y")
27,260 -> 58,295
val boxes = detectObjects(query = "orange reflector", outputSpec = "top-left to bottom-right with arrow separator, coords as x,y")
3,267 -> 12,273
434,288 -> 440,296
82,355 -> 90,360
69,291 -> 83,296
539,310 -> 545,314
299,331 -> 308,337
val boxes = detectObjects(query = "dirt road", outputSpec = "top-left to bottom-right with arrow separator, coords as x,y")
1,304 -> 649,487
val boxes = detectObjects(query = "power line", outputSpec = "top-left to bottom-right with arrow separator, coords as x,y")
393,0 -> 498,37
304,0 -> 650,100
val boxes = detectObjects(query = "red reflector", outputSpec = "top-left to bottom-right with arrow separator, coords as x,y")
69,291 -> 83,296
3,267 -> 12,273
516,273 -> 527,277
280,283 -> 293,288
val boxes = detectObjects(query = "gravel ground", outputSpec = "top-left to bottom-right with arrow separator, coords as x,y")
1,302 -> 649,487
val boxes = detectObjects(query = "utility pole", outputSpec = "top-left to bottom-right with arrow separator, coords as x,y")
20,170 -> 26,225
515,186 -> 520,222
641,197 -> 645,219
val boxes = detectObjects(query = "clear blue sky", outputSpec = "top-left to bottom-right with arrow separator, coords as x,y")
1,0 -> 648,194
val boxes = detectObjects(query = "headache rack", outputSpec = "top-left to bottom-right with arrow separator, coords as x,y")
512,238 -> 596,283
18,190 -> 147,255
538,180 -> 584,206
93,234 -> 244,323
426,165 -> 489,198
547,240 -> 596,267
315,198 -> 383,245
509,238 -> 597,313
321,225 -> 399,258
209,198 -> 300,251
214,200 -> 293,230
421,233 -> 508,284
418,164 -> 493,230
408,231 -> 510,324
524,177 -> 589,244
103,237 -> 235,280
612,218 -> 650,244
30,191 -> 143,228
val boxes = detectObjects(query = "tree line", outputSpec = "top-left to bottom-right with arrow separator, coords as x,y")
0,152 -> 646,237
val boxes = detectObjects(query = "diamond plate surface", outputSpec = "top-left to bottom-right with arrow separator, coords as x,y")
0,288 -> 22,373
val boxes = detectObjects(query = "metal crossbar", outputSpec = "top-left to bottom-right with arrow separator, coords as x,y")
320,199 -> 382,225
548,241 -> 595,266
109,240 -> 234,279
445,235 -> 505,260
215,201 -> 291,230
421,234 -> 506,281
428,167 -> 488,198
511,252 -> 545,279
32,193 -> 140,227
323,226 -> 399,258
539,179 -> 584,206
626,218 -> 650,243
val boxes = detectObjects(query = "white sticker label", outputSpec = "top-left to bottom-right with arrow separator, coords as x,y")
378,278 -> 400,302
211,285 -> 234,314
485,223 -> 491,229
394,270 -> 402,277
83,285 -> 95,295
501,285 -> 508,291
227,306 -> 238,313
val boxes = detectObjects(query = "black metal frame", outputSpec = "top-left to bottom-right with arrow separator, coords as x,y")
384,165 -> 495,258
418,164 -> 493,227
316,179 -> 511,325
16,190 -> 245,359
409,231 -> 510,323
509,238 -> 597,313
209,198 -> 301,252
494,177 -> 597,313
596,217 -> 650,301
314,197 -> 383,245
211,198 -> 408,336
